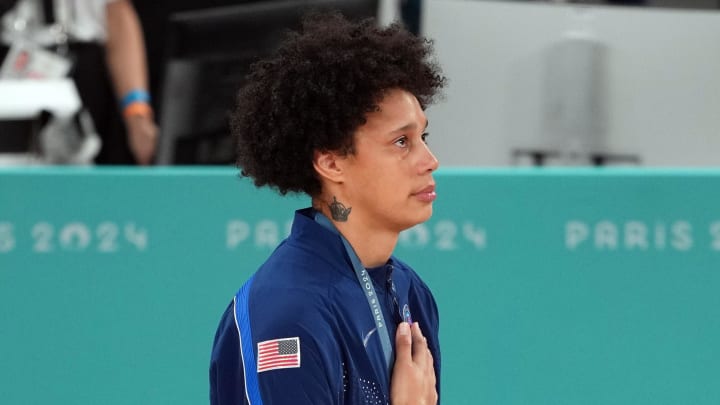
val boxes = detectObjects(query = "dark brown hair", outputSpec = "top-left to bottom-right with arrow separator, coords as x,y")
231,12 -> 446,196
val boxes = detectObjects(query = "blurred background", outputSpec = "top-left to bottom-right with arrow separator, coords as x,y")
1,0 -> 719,167
2,2 -> 720,405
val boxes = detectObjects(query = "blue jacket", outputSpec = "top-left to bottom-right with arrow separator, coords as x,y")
210,208 -> 441,405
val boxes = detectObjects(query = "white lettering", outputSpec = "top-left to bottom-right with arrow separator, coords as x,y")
0,222 -> 15,253
97,222 -> 119,253
59,223 -> 91,251
566,220 -> 704,252
255,220 -> 279,248
284,220 -> 293,238
434,220 -> 458,251
14,221 -> 150,254
463,222 -> 487,249
399,224 -> 430,248
711,222 -> 720,251
32,222 -> 54,253
226,220 -> 250,249
125,223 -> 149,251
671,221 -> 693,251
625,221 -> 648,250
654,222 -> 667,250
566,221 -> 588,249
595,221 -> 618,250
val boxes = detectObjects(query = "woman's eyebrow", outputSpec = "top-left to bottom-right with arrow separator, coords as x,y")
390,119 -> 429,134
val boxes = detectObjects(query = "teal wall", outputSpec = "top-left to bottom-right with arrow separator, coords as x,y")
1,168 -> 719,404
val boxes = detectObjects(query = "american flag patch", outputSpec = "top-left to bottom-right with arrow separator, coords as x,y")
257,337 -> 301,373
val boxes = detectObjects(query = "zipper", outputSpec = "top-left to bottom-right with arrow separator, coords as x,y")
385,264 -> 401,324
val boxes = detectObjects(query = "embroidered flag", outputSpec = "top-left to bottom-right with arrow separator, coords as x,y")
257,337 -> 301,372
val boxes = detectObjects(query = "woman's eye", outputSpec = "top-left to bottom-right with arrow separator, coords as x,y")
421,132 -> 429,143
394,137 -> 408,147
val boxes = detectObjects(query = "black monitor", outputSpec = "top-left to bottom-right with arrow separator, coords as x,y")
156,0 -> 379,165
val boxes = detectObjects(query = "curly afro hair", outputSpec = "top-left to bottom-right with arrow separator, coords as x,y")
231,12 -> 446,196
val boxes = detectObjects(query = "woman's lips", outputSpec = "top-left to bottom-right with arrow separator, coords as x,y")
413,185 -> 437,202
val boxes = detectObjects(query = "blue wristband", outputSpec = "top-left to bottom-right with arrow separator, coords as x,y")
121,89 -> 150,109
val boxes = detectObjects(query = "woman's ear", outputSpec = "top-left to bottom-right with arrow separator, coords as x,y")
313,150 -> 345,184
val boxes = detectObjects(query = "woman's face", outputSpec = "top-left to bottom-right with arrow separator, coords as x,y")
337,88 -> 439,233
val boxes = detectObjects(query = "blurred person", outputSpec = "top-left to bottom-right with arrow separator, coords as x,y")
0,0 -> 157,164
209,12 -> 446,405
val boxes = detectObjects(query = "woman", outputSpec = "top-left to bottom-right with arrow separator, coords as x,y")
210,13 -> 446,405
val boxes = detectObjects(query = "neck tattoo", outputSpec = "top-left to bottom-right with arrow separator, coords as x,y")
328,196 -> 352,222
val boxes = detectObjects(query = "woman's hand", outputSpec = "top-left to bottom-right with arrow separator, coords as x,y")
390,322 -> 438,405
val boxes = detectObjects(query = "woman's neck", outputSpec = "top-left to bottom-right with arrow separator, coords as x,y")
313,199 -> 399,268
